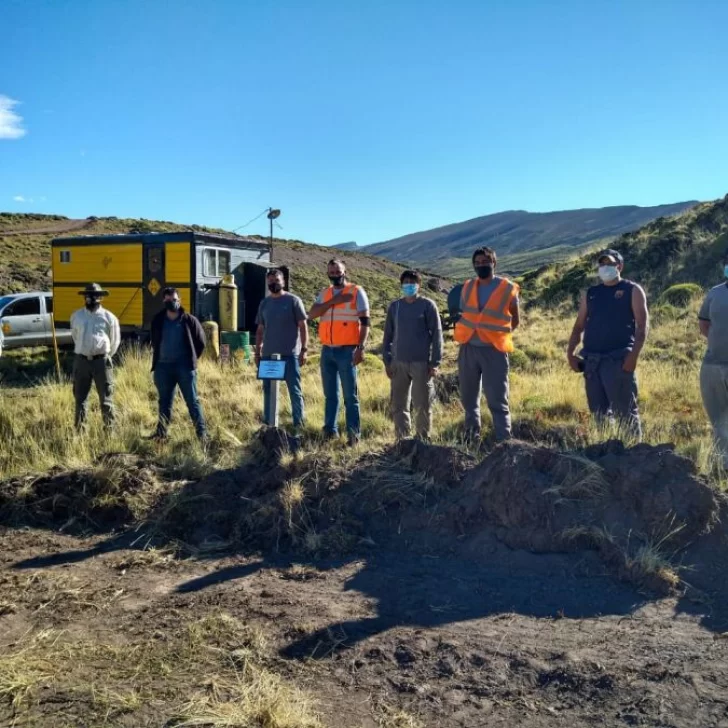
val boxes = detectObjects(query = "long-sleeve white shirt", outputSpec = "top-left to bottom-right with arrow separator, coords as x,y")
70,306 -> 121,357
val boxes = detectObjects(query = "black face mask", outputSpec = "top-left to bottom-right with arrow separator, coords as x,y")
268,282 -> 283,294
85,297 -> 100,311
475,265 -> 493,279
165,300 -> 181,312
328,275 -> 345,286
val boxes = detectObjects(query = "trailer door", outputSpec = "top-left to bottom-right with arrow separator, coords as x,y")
142,242 -> 166,326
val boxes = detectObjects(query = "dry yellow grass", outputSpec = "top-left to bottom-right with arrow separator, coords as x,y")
0,613 -> 321,727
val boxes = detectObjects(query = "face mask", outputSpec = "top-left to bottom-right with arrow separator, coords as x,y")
85,297 -> 100,311
165,300 -> 181,312
598,265 -> 619,282
401,283 -> 419,297
475,265 -> 493,279
268,282 -> 283,294
329,275 -> 344,286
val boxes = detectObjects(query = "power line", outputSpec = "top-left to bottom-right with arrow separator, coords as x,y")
232,208 -> 269,233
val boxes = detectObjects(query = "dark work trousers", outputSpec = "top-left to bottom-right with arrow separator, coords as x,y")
73,354 -> 115,429
458,343 -> 511,441
583,354 -> 641,439
153,362 -> 207,438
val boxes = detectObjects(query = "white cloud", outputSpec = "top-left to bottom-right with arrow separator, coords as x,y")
0,95 -> 27,140
13,195 -> 34,203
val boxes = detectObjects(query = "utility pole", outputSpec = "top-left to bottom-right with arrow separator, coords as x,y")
267,208 -> 281,249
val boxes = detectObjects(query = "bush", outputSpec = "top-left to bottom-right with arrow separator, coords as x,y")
651,303 -> 684,324
509,349 -> 529,370
661,283 -> 703,307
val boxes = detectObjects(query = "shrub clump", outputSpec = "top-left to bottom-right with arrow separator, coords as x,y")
660,283 -> 703,307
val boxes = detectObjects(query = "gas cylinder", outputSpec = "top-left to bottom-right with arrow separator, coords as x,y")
218,274 -> 238,331
202,319 -> 220,360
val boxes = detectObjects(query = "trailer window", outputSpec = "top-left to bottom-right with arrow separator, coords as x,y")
147,246 -> 163,274
203,248 -> 231,277
59,251 -> 71,263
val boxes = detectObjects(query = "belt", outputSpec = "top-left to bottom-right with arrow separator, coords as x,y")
77,353 -> 107,361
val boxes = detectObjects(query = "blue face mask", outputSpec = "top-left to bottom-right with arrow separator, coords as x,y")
401,283 -> 419,297
723,264 -> 728,279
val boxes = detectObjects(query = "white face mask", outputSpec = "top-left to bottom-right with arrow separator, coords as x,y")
598,265 -> 619,282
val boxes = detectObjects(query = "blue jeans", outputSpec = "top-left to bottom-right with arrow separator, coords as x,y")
263,355 -> 305,428
153,362 -> 207,437
321,345 -> 360,436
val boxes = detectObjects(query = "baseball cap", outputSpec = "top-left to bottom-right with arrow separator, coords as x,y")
597,249 -> 624,266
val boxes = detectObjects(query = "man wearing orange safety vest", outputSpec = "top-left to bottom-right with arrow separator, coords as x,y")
309,258 -> 371,446
453,247 -> 520,441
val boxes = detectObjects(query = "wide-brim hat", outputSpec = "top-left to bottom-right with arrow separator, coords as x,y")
78,282 -> 109,296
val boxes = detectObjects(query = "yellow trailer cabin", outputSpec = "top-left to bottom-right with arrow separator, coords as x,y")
51,232 -> 276,334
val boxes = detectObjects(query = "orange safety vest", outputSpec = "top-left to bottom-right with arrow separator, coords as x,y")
453,277 -> 518,353
318,284 -> 362,346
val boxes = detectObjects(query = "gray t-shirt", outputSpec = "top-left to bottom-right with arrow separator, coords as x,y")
468,276 -> 518,347
256,293 -> 307,356
382,296 -> 443,366
699,283 -> 728,365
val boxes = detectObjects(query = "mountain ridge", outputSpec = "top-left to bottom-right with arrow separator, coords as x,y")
364,201 -> 699,275
523,195 -> 728,306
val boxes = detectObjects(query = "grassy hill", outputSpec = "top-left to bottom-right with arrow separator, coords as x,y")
0,213 -> 449,320
523,194 -> 728,308
365,201 -> 698,275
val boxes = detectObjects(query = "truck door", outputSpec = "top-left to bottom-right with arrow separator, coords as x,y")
0,295 -> 46,347
142,243 -> 166,327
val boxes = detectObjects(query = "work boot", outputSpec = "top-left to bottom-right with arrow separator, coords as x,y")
347,432 -> 361,448
146,429 -> 168,442
321,428 -> 338,441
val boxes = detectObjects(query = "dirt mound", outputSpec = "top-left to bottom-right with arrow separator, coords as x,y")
0,453 -> 165,534
152,431 -> 472,554
447,440 -> 722,593
3,433 -> 727,603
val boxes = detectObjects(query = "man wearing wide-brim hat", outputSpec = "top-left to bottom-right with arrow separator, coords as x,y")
70,283 -> 121,431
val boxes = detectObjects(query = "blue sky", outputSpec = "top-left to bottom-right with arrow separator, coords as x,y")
1,0 -> 727,246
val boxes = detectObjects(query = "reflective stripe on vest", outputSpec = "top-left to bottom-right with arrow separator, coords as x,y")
453,277 -> 518,352
319,284 -> 362,346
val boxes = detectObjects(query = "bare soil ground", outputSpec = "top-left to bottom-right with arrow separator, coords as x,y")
2,437 -> 728,727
